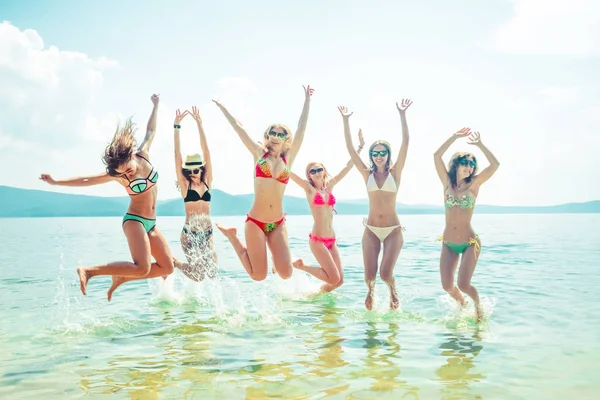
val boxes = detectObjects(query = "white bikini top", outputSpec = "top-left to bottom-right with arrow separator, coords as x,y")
367,172 -> 397,193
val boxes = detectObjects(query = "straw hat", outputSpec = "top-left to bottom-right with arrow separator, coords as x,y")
182,153 -> 205,169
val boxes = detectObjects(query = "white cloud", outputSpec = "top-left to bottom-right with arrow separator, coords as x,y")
0,21 -> 118,149
486,0 -> 600,55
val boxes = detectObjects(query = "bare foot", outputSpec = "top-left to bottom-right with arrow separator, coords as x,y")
475,304 -> 484,322
365,290 -> 374,310
216,223 -> 237,240
77,268 -> 91,296
107,276 -> 126,302
292,259 -> 306,270
390,290 -> 400,310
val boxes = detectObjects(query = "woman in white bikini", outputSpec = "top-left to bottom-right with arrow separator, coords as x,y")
339,99 -> 412,310
434,127 -> 500,321
290,130 -> 365,292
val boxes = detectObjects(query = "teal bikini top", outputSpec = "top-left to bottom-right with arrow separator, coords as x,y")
445,193 -> 476,209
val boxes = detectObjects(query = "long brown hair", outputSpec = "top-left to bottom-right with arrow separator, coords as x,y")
368,140 -> 392,172
103,117 -> 137,176
447,152 -> 478,188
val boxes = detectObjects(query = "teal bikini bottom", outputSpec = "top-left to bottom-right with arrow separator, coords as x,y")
437,235 -> 480,255
122,213 -> 156,234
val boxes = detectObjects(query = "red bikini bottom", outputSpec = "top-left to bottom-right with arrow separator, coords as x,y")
309,233 -> 336,249
245,214 -> 286,234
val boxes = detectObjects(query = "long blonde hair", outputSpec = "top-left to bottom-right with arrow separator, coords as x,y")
260,123 -> 293,158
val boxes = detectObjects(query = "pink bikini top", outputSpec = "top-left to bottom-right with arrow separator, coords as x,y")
313,191 -> 337,213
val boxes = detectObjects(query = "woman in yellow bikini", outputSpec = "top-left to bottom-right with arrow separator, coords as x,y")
433,127 -> 500,321
213,85 -> 313,281
339,99 -> 413,310
290,130 -> 365,292
39,94 -> 175,301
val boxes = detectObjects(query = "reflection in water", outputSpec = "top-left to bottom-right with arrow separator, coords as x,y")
434,327 -> 486,400
358,321 -> 420,399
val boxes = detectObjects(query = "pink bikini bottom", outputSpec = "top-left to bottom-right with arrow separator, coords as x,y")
309,233 -> 336,249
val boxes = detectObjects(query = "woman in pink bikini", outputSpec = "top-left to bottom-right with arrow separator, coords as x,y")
213,85 -> 314,281
290,130 -> 365,292
339,99 -> 413,311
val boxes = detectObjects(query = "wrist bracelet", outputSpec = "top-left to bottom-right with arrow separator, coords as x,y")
174,124 -> 181,129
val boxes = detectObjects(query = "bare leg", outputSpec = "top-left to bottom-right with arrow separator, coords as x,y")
439,244 -> 466,306
380,227 -> 403,310
457,237 -> 483,321
362,227 -> 381,310
266,222 -> 293,280
293,239 -> 341,286
216,221 -> 268,281
77,222 -> 159,296
107,227 -> 175,301
319,244 -> 344,292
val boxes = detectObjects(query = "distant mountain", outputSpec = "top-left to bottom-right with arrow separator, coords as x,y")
0,185 -> 599,217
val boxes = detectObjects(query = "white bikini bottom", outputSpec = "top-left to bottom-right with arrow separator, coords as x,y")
363,218 -> 406,242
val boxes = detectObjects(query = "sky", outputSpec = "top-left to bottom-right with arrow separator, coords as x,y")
0,0 -> 599,206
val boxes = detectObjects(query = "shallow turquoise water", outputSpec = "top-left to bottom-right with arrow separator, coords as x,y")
0,214 -> 599,399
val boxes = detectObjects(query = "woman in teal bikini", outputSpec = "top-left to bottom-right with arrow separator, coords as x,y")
39,94 -> 175,301
433,127 -> 500,321
213,85 -> 313,281
289,130 -> 365,292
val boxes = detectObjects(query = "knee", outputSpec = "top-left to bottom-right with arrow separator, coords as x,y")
251,270 -> 268,281
334,275 -> 344,288
278,267 -> 293,280
379,269 -> 394,283
441,280 -> 455,293
457,279 -> 472,293
133,261 -> 152,277
162,259 -> 175,275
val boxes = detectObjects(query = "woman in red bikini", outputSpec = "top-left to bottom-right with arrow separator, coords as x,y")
290,130 -> 365,292
39,94 -> 175,301
213,85 -> 314,281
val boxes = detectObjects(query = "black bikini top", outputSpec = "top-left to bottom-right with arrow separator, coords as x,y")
184,181 -> 211,203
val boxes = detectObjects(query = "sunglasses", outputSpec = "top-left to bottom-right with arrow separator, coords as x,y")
309,167 -> 324,175
458,158 -> 476,168
268,130 -> 287,139
184,167 -> 203,175
371,150 -> 388,157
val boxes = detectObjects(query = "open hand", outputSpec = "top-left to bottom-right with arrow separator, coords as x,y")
39,174 -> 56,185
337,106 -> 353,119
453,127 -> 471,139
303,85 -> 314,100
189,106 -> 202,123
358,129 -> 365,148
151,94 -> 160,106
174,109 -> 188,125
396,98 -> 413,112
467,131 -> 482,146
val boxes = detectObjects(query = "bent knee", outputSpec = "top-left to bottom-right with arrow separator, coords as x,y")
277,266 -> 293,280
442,281 -> 455,293
133,262 -> 152,277
251,270 -> 269,281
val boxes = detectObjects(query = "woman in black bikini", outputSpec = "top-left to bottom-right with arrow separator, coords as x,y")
172,106 -> 217,281
39,94 -> 175,300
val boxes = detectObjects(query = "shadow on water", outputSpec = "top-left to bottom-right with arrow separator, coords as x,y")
433,326 -> 486,400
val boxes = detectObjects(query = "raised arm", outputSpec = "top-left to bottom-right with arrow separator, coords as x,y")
173,109 -> 189,191
338,106 -> 369,180
329,130 -> 365,188
39,172 -> 115,187
212,99 -> 263,157
469,131 -> 500,187
287,85 -> 314,165
433,127 -> 471,185
138,94 -> 160,154
391,98 -> 413,178
189,106 -> 212,186
290,171 -> 313,193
